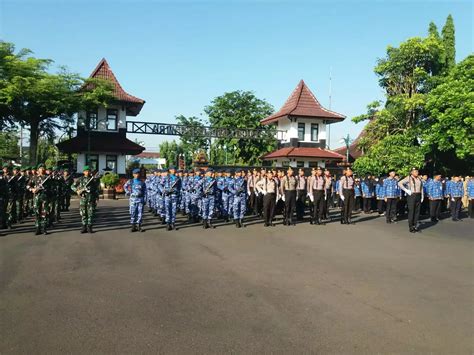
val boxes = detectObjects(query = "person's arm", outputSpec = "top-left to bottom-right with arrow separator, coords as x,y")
398,176 -> 411,195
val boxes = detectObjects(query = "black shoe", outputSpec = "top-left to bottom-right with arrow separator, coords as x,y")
43,227 -> 48,235
161,220 -> 166,225
203,220 -> 208,229
239,219 -> 244,228
170,223 -> 176,231
35,227 -> 41,236
167,224 -> 172,231
80,226 -> 87,234
138,224 -> 144,232
264,223 -> 269,227
131,224 -> 137,232
309,219 -> 314,225
87,225 -> 93,234
340,219 -> 345,224
409,228 -> 416,233
208,221 -> 215,229
386,220 -> 391,224
236,219 -> 241,228
414,227 -> 421,233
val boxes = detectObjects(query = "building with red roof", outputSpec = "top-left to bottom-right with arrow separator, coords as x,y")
261,80 -> 345,168
57,59 -> 145,174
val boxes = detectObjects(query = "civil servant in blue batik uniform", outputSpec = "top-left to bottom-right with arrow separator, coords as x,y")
446,174 -> 465,221
427,173 -> 444,222
124,168 -> 147,232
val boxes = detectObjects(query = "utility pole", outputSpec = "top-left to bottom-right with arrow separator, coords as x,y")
328,66 -> 332,150
19,125 -> 23,164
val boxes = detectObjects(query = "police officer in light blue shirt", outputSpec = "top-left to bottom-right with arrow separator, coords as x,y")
123,168 -> 147,232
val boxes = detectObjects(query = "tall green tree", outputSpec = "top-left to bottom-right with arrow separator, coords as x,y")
175,114 -> 209,164
0,131 -> 20,160
442,14 -> 456,70
204,91 -> 275,165
0,41 -> 114,165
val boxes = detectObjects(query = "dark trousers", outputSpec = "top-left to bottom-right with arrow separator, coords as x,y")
296,190 -> 306,220
429,199 -> 441,220
377,199 -> 385,214
363,197 -> 373,213
469,199 -> 474,218
386,198 -> 398,222
312,190 -> 325,221
450,197 -> 462,220
407,193 -> 422,229
284,190 -> 297,224
421,197 -> 429,216
256,193 -> 264,216
249,189 -> 256,214
263,193 -> 276,225
342,189 -> 354,222
323,189 -> 332,218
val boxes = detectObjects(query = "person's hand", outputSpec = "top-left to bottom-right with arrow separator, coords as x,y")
340,195 -> 345,201
405,190 -> 412,196
282,195 -> 286,202
384,198 -> 387,202
451,197 -> 455,202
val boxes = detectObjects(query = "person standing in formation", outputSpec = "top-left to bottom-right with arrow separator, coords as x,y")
27,164 -> 52,235
256,170 -> 277,227
295,168 -> 307,221
201,168 -> 216,229
123,168 -> 147,232
446,175 -> 465,221
323,169 -> 333,220
163,166 -> 181,231
71,166 -> 100,234
308,166 -> 326,225
398,167 -> 424,233
427,173 -> 444,222
339,168 -> 355,225
229,168 -> 247,228
383,170 -> 399,224
280,167 -> 297,226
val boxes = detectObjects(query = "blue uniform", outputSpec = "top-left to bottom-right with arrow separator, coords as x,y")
354,183 -> 362,197
179,176 -> 187,211
448,181 -> 465,198
229,177 -> 247,220
467,180 -> 474,199
375,183 -> 385,199
123,178 -> 147,225
163,174 -> 181,224
201,177 -> 216,220
216,176 -> 226,216
427,180 -> 444,199
361,181 -> 374,197
222,177 -> 234,218
189,176 -> 202,219
383,177 -> 400,198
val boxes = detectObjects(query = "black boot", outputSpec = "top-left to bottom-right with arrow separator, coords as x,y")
43,226 -> 48,235
170,223 -> 176,231
80,225 -> 87,234
87,225 -> 93,234
208,220 -> 215,229
239,219 -> 244,228
203,220 -> 208,229
167,223 -> 172,231
138,224 -> 144,232
35,226 -> 41,235
236,219 -> 241,228
131,224 -> 137,232
161,219 -> 166,225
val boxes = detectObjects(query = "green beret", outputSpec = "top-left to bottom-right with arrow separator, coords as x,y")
83,165 -> 90,172
37,164 -> 45,169
63,168 -> 69,172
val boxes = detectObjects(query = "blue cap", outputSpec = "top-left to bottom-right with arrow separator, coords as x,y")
207,168 -> 214,172
168,166 -> 176,171
132,168 -> 140,174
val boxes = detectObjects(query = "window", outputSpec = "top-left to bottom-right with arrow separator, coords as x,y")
106,155 -> 117,173
282,161 -> 290,168
309,161 -> 318,168
297,161 -> 305,168
298,123 -> 305,141
86,154 -> 99,172
107,109 -> 118,131
311,124 -> 319,141
87,111 -> 98,130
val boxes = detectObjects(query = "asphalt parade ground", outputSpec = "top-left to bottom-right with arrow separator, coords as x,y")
1,199 -> 473,354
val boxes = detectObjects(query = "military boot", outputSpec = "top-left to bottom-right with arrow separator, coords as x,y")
208,220 -> 215,229
138,224 -> 144,232
35,226 -> 41,235
167,223 -> 172,231
87,225 -> 93,234
170,223 -> 176,231
80,225 -> 87,234
236,219 -> 241,228
239,219 -> 244,228
131,224 -> 137,232
42,226 -> 48,235
203,220 -> 208,229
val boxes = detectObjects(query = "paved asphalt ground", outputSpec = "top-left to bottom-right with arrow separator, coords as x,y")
1,199 -> 473,354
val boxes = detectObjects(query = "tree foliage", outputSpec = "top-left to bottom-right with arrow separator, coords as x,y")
0,41 -> 114,165
204,91 -> 275,165
352,15 -> 471,176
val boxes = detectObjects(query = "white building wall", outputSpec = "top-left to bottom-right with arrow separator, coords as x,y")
78,104 -> 126,132
273,158 -> 326,168
277,117 -> 327,143
75,152 -> 126,174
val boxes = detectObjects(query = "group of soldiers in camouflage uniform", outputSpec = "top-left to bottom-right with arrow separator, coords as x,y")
0,163 -> 100,235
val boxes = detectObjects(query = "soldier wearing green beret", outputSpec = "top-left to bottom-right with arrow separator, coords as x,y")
15,167 -> 28,222
71,165 -> 100,233
2,165 -> 18,228
28,164 -> 53,235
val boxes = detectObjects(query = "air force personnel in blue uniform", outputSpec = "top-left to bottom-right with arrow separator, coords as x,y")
124,168 -> 147,232
163,166 -> 181,230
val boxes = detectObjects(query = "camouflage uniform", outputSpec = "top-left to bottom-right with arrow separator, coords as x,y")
61,173 -> 73,211
16,171 -> 27,221
72,174 -> 100,232
28,173 -> 53,234
5,171 -> 18,227
0,173 -> 8,230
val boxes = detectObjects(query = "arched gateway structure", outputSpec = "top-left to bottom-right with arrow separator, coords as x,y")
57,60 -> 343,174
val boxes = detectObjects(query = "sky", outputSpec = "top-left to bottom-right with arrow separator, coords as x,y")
1,0 -> 472,151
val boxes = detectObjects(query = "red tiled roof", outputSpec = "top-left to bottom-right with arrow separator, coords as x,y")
261,147 -> 344,160
56,132 -> 145,155
134,152 -> 161,158
88,58 -> 145,116
261,80 -> 345,125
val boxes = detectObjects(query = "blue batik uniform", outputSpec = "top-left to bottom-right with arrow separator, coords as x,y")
124,178 -> 147,225
163,174 -> 181,224
354,183 -> 362,197
383,178 -> 399,198
448,181 -> 465,198
145,175 -> 154,209
361,181 -> 374,198
179,176 -> 187,211
201,177 -> 216,220
375,183 -> 385,200
467,180 -> 474,199
229,177 -> 247,220
427,180 -> 444,199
